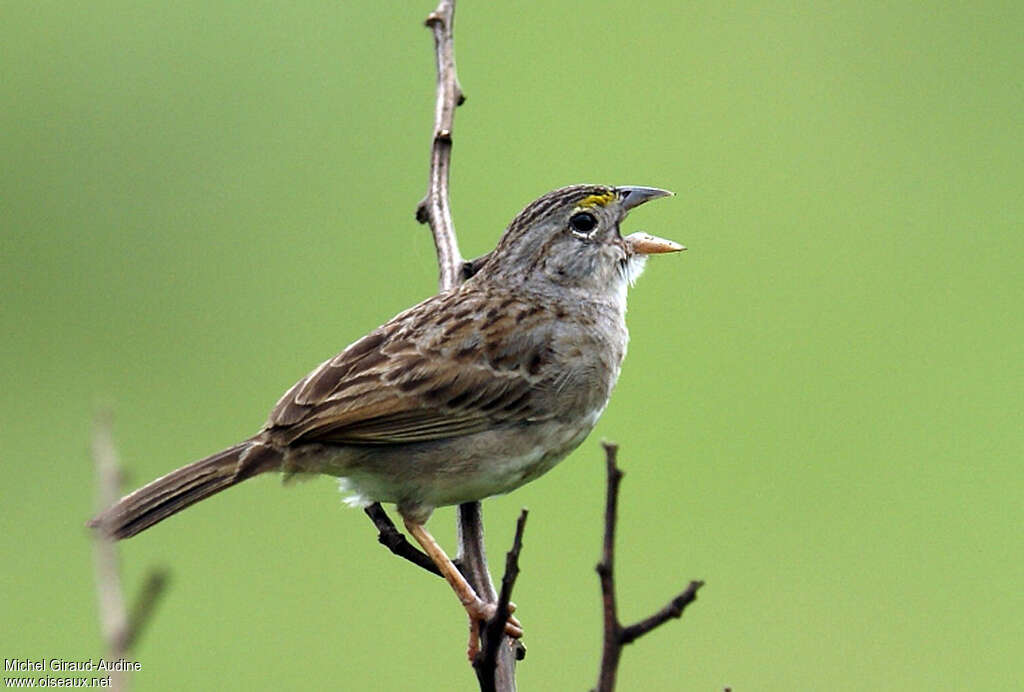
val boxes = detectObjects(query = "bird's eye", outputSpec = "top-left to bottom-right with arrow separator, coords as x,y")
569,212 -> 597,235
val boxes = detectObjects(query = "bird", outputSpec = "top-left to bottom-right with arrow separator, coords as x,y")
89,183 -> 683,650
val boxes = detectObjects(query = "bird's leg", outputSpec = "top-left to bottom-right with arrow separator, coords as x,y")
403,519 -> 522,658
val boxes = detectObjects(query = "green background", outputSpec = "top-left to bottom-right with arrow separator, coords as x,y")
2,1 -> 1020,689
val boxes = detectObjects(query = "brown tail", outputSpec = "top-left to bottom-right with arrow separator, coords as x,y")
88,439 -> 280,540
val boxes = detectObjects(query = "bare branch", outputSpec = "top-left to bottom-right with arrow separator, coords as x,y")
416,0 -> 465,291
619,580 -> 703,644
362,0 -> 468,579
363,504 -> 442,577
594,442 -> 704,692
594,443 -> 624,692
364,2 -> 517,686
92,409 -> 129,654
91,409 -> 170,691
417,3 -> 520,685
474,510 -> 529,690
455,501 -> 494,597
454,502 -> 520,689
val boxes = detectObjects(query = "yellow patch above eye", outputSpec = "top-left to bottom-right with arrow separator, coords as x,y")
577,191 -> 616,208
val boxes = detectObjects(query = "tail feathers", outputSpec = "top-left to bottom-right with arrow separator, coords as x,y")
89,440 -> 279,540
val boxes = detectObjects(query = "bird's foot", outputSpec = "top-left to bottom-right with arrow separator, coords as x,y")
465,599 -> 523,660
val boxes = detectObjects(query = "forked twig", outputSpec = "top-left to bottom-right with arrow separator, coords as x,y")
594,442 -> 704,692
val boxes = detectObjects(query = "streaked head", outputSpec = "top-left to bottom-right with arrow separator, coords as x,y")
478,184 -> 684,294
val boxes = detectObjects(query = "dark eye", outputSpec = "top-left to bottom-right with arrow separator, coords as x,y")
569,212 -> 597,235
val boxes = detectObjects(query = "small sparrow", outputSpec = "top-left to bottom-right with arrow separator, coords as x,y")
90,184 -> 683,648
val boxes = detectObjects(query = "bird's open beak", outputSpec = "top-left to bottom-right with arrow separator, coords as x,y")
617,186 -> 685,255
624,231 -> 686,255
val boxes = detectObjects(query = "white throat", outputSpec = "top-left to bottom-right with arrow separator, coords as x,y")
614,254 -> 648,304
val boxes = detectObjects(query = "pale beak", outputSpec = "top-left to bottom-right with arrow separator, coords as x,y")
624,231 -> 686,255
616,186 -> 684,255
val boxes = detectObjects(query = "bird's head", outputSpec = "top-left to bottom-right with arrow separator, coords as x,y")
472,184 -> 683,298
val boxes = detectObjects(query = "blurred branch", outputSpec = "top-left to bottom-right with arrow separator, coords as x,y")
91,409 -> 170,692
593,442 -> 704,692
92,410 -> 128,653
122,569 -> 170,651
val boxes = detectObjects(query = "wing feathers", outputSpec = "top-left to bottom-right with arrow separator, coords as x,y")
266,288 -> 560,446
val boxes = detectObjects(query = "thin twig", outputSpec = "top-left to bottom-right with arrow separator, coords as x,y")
416,0 -> 465,290
594,442 -> 704,692
474,511 -> 529,690
619,581 -> 703,644
91,409 -> 170,692
363,504 -> 442,577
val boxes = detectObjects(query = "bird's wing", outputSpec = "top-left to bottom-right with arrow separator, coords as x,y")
266,289 -> 559,446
